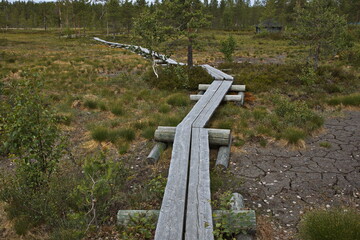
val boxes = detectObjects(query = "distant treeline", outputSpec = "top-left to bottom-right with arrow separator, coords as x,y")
0,0 -> 359,33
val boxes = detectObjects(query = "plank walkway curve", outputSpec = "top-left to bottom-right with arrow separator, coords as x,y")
94,37 -> 236,239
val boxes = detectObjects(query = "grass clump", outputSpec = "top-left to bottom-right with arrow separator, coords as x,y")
319,142 -> 331,148
166,93 -> 190,107
298,208 -> 360,240
84,99 -> 98,109
142,126 -> 156,140
282,127 -> 306,144
110,105 -> 125,116
327,94 -> 360,106
91,127 -> 110,142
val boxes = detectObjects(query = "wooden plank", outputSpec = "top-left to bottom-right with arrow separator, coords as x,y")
181,81 -> 222,126
154,126 -> 231,146
193,81 -> 233,128
185,128 -> 214,240
190,94 -> 242,102
154,122 -> 192,240
199,84 -> 246,92
201,64 -> 234,80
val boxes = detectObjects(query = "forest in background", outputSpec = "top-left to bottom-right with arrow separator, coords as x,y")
0,0 -> 360,33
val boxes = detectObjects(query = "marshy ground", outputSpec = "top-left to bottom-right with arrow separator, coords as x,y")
1,29 -> 360,239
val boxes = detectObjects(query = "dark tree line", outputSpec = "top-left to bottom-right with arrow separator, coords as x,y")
0,0 -> 359,33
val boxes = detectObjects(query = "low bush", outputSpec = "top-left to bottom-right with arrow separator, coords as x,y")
143,65 -> 213,90
298,208 -> 360,240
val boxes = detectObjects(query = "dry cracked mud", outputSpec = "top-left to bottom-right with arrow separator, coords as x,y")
230,110 -> 360,239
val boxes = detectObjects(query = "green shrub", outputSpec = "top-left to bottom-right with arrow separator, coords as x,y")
282,127 -> 306,144
120,213 -> 157,239
220,35 -> 236,63
166,93 -> 190,107
91,127 -> 109,142
143,65 -> 213,90
84,99 -> 98,109
327,94 -> 360,106
273,96 -> 324,132
298,208 -> 360,240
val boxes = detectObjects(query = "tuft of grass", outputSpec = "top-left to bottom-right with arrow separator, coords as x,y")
319,142 -> 331,148
91,127 -> 109,142
166,93 -> 190,107
282,127 -> 306,144
110,105 -> 124,116
117,128 -> 135,142
84,99 -> 98,109
327,94 -> 360,106
142,127 -> 156,140
298,208 -> 360,240
159,104 -> 171,113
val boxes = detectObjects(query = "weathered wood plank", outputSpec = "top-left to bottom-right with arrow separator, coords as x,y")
154,122 -> 192,240
193,81 -> 233,128
199,84 -> 246,92
180,81 -> 222,126
154,126 -> 231,146
201,64 -> 234,80
185,128 -> 214,240
190,94 -> 242,102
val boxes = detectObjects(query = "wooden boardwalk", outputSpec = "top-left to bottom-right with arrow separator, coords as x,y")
94,38 -> 243,239
155,80 -> 233,240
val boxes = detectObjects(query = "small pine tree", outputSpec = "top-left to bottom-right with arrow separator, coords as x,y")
220,35 -> 236,63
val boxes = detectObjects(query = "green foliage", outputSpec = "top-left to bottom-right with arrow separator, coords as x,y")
147,175 -> 167,199
121,213 -> 157,240
1,79 -> 64,185
212,191 -> 251,240
327,94 -> 360,106
144,65 -> 213,90
273,96 -> 324,133
298,208 -> 360,240
220,35 -> 236,63
292,0 -> 351,69
298,66 -> 317,86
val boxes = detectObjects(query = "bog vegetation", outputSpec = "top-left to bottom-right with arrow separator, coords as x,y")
0,0 -> 360,239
